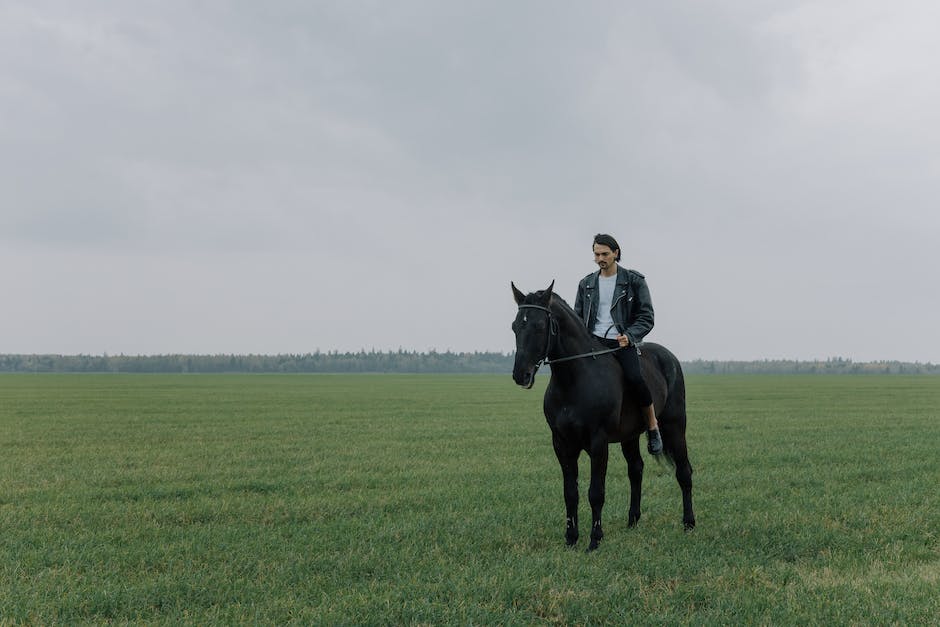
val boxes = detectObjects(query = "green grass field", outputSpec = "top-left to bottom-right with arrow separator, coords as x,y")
1,373 -> 938,624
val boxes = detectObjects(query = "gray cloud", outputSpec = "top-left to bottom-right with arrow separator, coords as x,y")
2,1 -> 938,361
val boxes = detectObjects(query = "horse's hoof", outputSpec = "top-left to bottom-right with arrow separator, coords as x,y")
587,525 -> 603,551
684,520 -> 696,532
628,513 -> 641,527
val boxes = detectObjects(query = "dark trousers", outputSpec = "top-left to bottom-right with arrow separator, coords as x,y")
597,336 -> 653,408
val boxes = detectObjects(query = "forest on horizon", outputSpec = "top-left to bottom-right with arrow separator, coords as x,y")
1,352 -> 937,375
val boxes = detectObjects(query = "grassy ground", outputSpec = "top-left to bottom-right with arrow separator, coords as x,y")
1,373 -> 938,624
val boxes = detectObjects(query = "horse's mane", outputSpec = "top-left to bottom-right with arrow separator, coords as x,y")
525,289 -> 578,321
549,293 -> 577,317
539,291 -> 595,344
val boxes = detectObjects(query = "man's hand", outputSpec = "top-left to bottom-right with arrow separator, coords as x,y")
616,334 -> 630,348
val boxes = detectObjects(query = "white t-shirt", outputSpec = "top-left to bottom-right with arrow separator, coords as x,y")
592,273 -> 619,339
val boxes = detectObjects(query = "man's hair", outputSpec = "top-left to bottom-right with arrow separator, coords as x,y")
593,233 -> 621,261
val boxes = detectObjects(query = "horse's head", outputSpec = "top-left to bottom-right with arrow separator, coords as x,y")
510,281 -> 556,389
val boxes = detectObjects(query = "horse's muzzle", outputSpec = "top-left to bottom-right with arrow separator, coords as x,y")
513,367 -> 536,389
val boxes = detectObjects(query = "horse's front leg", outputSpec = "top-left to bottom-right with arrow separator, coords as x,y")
553,435 -> 580,546
587,435 -> 609,551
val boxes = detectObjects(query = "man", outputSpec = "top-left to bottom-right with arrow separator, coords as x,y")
573,233 -> 663,455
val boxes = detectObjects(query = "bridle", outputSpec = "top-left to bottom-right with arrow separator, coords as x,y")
517,304 -> 622,369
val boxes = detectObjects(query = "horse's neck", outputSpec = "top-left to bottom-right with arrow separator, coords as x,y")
549,305 -> 594,360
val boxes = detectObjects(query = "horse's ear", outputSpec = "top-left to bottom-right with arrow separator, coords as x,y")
511,282 -> 526,305
540,280 -> 555,305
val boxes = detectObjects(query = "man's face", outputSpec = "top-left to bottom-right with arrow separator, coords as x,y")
593,243 -> 618,273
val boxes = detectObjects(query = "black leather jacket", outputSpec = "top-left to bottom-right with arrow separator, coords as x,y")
573,266 -> 654,345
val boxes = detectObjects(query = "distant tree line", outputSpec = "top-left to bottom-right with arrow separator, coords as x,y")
682,356 -> 940,375
0,351 -> 515,374
1,353 -> 938,374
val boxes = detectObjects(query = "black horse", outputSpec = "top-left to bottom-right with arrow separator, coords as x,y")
511,281 -> 695,550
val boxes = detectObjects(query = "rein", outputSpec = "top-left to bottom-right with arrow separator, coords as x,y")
517,304 -> 622,367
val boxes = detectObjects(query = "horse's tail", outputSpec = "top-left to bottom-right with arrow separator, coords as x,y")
650,344 -> 689,470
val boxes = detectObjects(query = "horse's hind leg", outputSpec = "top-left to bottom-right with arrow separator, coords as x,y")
663,423 -> 695,530
620,438 -> 644,527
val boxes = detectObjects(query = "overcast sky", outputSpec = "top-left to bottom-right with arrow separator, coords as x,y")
3,1 -> 938,362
